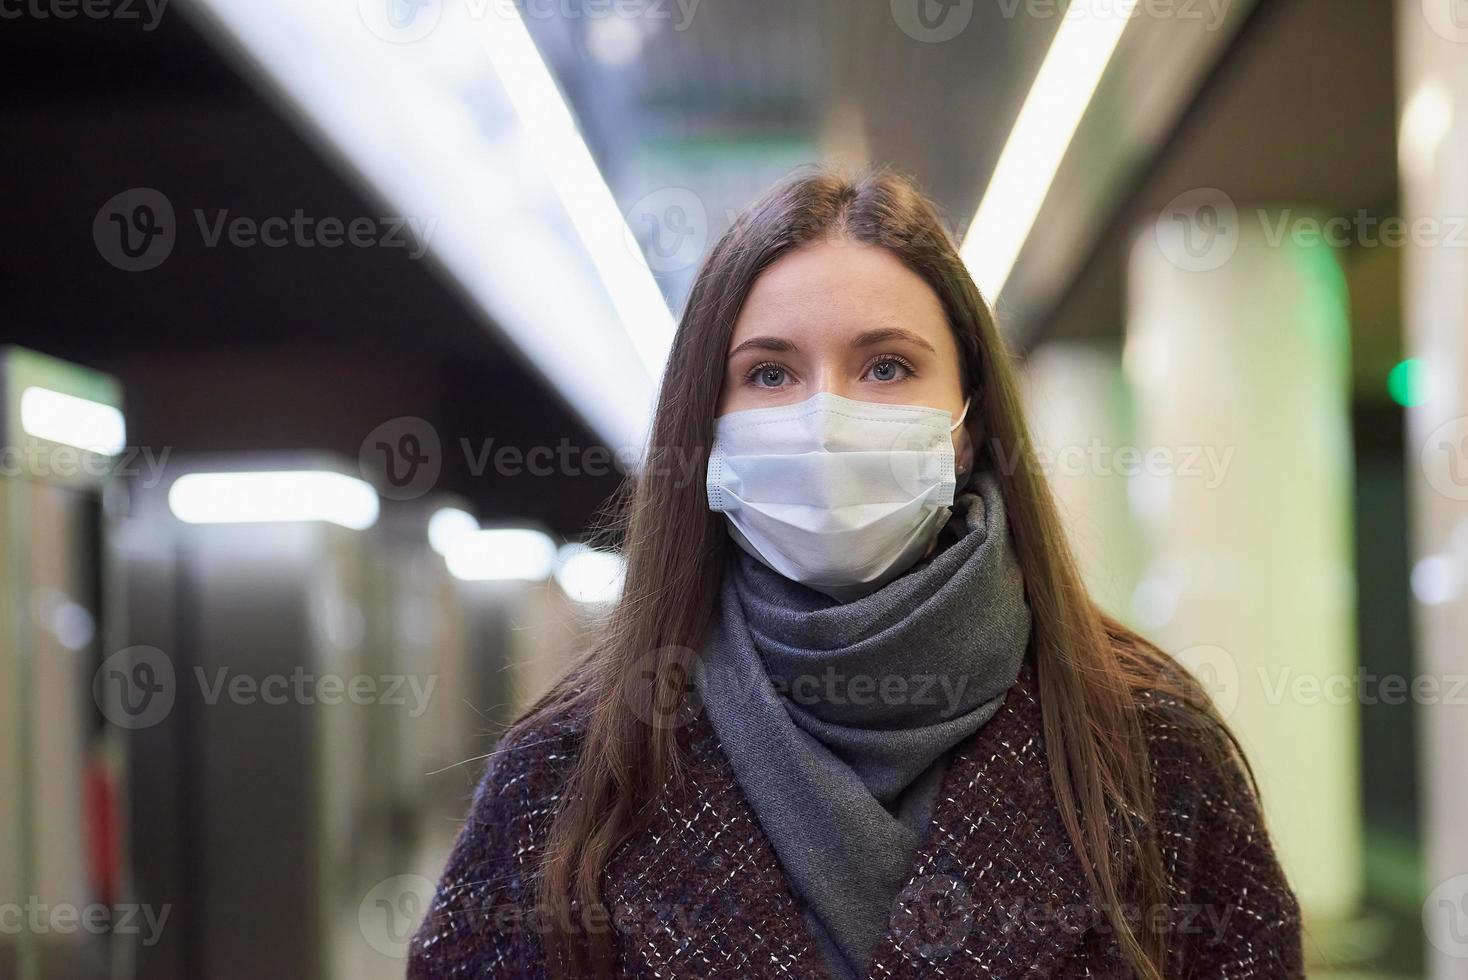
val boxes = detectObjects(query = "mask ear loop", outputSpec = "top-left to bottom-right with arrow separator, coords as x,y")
949,396 -> 972,433
952,395 -> 975,487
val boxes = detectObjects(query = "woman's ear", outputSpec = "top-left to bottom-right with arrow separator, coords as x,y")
955,417 -> 977,489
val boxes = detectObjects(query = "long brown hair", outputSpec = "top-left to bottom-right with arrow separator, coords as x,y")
526,168 -> 1238,979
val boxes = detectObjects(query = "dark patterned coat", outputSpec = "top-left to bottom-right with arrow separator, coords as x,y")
408,663 -> 1303,978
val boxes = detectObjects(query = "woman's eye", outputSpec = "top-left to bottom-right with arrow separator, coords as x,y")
748,363 -> 788,388
867,358 -> 910,382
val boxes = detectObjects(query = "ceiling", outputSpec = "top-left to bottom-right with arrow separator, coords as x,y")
0,0 -> 1405,534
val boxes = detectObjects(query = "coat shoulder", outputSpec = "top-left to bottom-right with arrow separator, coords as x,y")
406,701 -> 589,979
1125,652 -> 1306,977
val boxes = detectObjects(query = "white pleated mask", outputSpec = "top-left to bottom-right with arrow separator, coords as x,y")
706,391 -> 970,601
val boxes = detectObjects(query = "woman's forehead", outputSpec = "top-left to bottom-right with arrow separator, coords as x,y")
730,240 -> 951,350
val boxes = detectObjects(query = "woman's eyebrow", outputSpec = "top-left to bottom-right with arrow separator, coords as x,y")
728,335 -> 798,358
852,327 -> 937,353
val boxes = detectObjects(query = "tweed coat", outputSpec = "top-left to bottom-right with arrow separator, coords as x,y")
408,661 -> 1303,978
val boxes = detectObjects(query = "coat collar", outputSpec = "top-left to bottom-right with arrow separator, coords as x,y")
603,664 -> 1113,978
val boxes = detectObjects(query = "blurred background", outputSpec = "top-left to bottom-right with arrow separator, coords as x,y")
1,0 -> 1466,976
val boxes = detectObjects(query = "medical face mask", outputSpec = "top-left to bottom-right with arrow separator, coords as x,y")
706,391 -> 971,601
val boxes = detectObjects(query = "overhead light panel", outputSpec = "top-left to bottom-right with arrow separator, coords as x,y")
554,543 -> 627,605
960,0 -> 1137,299
446,528 -> 558,582
181,0 -> 674,451
20,386 -> 127,455
168,471 -> 380,530
481,10 -> 672,381
428,506 -> 479,556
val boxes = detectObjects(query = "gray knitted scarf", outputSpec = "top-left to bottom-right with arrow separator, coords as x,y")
694,471 -> 1032,978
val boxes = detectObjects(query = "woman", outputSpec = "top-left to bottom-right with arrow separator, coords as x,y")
408,170 -> 1302,979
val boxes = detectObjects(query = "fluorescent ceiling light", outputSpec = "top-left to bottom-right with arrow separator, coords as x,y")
554,543 -> 626,605
960,0 -> 1137,299
20,386 -> 126,455
182,0 -> 674,451
428,506 -> 479,556
446,528 -> 558,582
168,471 -> 380,530
482,12 -> 672,380
1399,80 -> 1454,186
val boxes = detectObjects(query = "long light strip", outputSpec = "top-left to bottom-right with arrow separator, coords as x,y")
446,528 -> 558,582
959,0 -> 1137,299
168,471 -> 380,530
554,543 -> 627,605
480,12 -> 674,381
20,386 -> 126,455
428,506 -> 480,557
180,0 -> 673,450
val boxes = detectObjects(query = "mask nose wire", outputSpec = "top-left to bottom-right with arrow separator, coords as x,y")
949,396 -> 972,433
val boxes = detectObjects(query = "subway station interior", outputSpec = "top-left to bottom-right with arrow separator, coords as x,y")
2,0 -> 1467,976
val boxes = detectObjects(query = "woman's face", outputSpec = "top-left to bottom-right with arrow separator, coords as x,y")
717,239 -> 973,462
